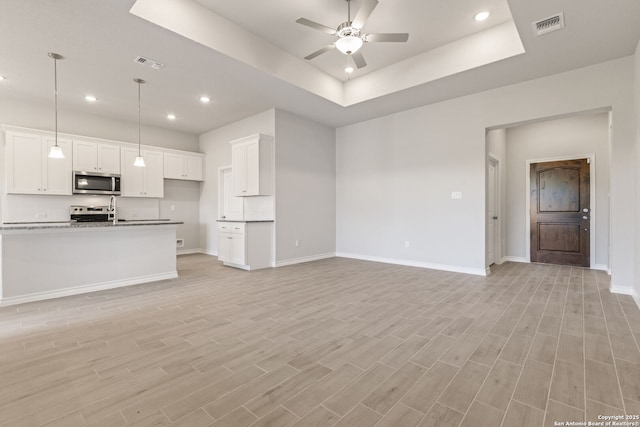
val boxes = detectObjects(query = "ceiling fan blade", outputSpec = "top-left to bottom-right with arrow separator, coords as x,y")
296,17 -> 337,35
351,51 -> 367,68
304,44 -> 335,60
352,0 -> 379,29
364,33 -> 409,43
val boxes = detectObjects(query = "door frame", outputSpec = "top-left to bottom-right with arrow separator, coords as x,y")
525,153 -> 596,267
487,154 -> 501,266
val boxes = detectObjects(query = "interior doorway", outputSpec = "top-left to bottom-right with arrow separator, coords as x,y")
485,110 -> 609,271
487,156 -> 500,265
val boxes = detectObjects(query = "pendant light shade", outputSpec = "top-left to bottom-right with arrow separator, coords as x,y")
48,52 -> 64,159
133,78 -> 146,167
48,145 -> 64,159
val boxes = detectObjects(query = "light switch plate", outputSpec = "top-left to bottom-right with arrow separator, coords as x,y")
451,191 -> 463,199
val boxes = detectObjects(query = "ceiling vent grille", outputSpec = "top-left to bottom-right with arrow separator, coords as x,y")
134,55 -> 164,70
533,13 -> 564,36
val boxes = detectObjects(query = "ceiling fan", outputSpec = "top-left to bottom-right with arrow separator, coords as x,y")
296,0 -> 409,69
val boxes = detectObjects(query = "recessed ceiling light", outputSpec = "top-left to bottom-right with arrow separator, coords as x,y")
474,11 -> 490,21
167,114 -> 176,120
345,66 -> 355,74
84,95 -> 97,102
200,96 -> 210,103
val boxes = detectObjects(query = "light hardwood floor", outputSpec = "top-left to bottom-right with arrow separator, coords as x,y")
1,255 -> 639,426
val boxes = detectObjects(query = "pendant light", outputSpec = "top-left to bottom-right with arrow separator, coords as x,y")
133,78 -> 146,167
48,52 -> 64,159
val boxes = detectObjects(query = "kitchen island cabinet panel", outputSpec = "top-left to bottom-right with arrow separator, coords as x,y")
0,222 -> 179,306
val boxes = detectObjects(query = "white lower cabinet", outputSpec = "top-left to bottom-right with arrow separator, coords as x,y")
217,221 -> 272,270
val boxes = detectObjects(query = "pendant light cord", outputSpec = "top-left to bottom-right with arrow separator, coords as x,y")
53,55 -> 58,147
137,81 -> 141,156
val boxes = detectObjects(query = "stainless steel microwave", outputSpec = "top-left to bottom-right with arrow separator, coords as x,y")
72,171 -> 121,195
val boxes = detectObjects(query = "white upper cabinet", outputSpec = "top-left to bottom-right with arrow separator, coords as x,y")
121,148 -> 164,198
164,152 -> 204,181
5,131 -> 72,195
73,140 -> 120,174
230,134 -> 273,196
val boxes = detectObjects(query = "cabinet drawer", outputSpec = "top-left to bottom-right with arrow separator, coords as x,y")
217,222 -> 245,234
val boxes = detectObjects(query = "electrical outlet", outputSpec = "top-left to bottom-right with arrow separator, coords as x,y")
295,240 -> 300,247
170,204 -> 176,211
176,239 -> 184,248
404,241 -> 410,248
36,213 -> 47,219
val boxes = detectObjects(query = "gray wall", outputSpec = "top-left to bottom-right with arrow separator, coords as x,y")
336,56 -> 636,291
274,110 -> 336,264
504,113 -> 610,269
197,108 -> 337,264
198,109 -> 275,254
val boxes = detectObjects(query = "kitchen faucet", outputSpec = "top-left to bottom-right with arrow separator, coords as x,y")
108,195 -> 117,224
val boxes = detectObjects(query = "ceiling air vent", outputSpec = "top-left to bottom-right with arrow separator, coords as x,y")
533,13 -> 564,36
134,55 -> 164,70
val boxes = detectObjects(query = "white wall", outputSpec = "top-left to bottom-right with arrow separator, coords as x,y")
337,57 -> 636,291
274,110 -> 336,264
504,113 -> 610,269
198,109 -> 275,254
0,98 -> 203,250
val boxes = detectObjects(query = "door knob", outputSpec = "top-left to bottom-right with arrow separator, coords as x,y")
582,216 -> 589,220
492,216 -> 498,220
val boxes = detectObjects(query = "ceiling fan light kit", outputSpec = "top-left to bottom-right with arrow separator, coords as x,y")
335,35 -> 363,55
296,0 -> 409,70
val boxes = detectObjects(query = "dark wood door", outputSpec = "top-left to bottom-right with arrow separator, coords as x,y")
530,159 -> 590,267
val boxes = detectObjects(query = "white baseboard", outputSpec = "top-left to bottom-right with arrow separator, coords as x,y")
592,264 -> 609,272
609,285 -> 633,295
0,271 -> 178,307
274,252 -> 336,267
335,252 -> 488,276
177,248 -> 204,255
633,291 -> 640,311
501,256 -> 530,264
610,284 -> 640,312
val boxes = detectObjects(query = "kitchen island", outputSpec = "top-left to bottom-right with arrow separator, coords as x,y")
0,220 -> 182,306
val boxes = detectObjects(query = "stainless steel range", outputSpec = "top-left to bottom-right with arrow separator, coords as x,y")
70,206 -> 109,222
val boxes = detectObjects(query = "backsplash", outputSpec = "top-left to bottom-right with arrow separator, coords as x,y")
1,194 -> 160,223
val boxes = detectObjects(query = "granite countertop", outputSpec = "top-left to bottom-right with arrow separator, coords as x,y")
0,220 -> 183,231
